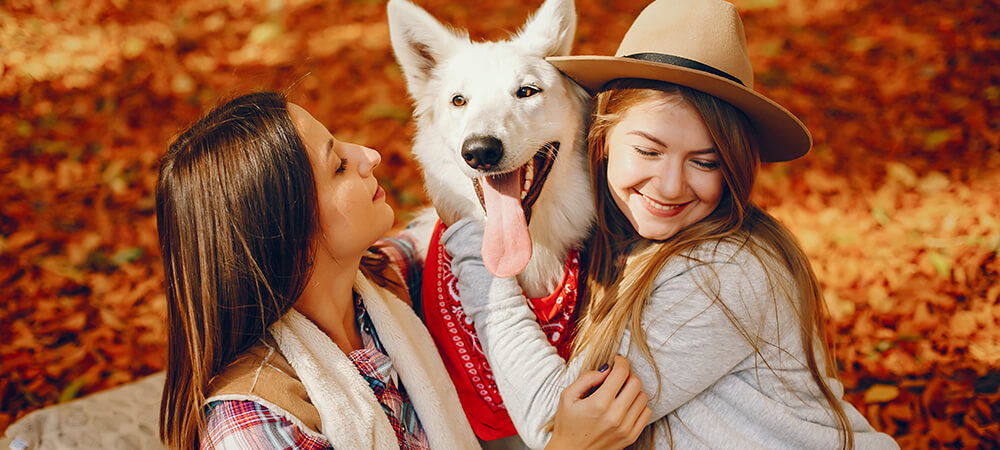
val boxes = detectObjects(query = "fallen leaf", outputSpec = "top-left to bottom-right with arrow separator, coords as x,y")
864,384 -> 901,403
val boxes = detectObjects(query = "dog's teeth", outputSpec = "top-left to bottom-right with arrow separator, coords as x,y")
521,160 -> 535,200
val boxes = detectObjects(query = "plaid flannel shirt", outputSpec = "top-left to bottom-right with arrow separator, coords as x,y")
203,237 -> 429,449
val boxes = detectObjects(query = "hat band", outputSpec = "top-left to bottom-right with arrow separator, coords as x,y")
624,53 -> 744,86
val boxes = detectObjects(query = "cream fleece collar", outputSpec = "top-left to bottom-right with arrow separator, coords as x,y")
269,271 -> 479,449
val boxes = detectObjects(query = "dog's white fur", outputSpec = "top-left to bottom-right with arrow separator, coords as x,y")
388,0 -> 593,297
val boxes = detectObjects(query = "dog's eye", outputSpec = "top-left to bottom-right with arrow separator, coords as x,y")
516,86 -> 541,98
451,95 -> 467,107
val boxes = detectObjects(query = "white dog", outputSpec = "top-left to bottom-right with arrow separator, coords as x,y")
388,0 -> 592,297
388,0 -> 593,444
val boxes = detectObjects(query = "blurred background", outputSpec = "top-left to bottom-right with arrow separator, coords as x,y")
0,0 -> 997,447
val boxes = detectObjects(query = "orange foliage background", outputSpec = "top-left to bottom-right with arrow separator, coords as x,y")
1,0 -> 998,447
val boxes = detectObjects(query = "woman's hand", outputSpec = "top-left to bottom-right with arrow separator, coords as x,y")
546,355 -> 652,450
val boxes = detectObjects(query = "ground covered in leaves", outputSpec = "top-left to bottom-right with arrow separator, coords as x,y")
1,0 -> 998,447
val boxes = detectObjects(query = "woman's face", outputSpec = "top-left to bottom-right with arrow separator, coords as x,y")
288,103 -> 394,261
605,97 -> 725,241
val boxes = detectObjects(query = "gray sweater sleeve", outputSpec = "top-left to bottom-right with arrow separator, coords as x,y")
441,219 -> 577,449
442,220 -> 793,448
442,221 -> 760,448
443,219 -> 900,450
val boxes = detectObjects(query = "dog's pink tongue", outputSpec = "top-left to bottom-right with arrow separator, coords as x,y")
480,172 -> 531,278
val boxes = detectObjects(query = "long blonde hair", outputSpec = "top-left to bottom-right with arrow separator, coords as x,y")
571,79 -> 852,449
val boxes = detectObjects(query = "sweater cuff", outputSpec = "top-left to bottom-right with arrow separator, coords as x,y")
440,218 -> 483,259
439,218 -> 526,325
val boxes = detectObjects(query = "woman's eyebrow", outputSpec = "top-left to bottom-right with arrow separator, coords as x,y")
627,130 -> 667,148
326,138 -> 335,161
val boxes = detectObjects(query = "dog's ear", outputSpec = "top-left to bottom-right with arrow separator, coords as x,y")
388,0 -> 467,97
514,0 -> 577,57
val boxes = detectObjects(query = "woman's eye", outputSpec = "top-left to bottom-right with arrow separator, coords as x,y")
516,86 -> 541,98
335,159 -> 347,174
451,95 -> 467,107
632,146 -> 659,157
692,159 -> 721,170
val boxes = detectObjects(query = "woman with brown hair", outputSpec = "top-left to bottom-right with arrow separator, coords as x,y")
156,91 -> 648,449
441,0 -> 899,448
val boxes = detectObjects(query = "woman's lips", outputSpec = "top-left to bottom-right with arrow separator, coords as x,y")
373,185 -> 385,201
635,189 -> 690,217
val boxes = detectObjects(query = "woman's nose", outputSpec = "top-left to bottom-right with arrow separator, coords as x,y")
355,145 -> 381,176
657,161 -> 686,198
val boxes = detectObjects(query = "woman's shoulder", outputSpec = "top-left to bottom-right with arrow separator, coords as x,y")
659,234 -> 768,279
202,399 -> 330,449
645,235 -> 792,323
207,342 -> 295,397
206,341 -> 324,437
648,234 -> 797,305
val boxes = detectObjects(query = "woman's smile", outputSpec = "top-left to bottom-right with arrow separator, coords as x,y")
635,189 -> 691,217
605,98 -> 724,241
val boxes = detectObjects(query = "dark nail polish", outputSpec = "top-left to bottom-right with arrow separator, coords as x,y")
598,363 -> 609,372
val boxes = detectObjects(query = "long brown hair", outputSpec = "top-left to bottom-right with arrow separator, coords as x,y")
156,92 -> 392,448
572,79 -> 852,449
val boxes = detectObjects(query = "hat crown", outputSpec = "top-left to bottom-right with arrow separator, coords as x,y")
615,0 -> 753,88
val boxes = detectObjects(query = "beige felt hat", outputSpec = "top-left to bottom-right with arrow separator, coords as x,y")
547,0 -> 811,162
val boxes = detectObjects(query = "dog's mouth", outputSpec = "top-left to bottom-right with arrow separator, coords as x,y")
471,141 -> 559,224
472,142 -> 559,278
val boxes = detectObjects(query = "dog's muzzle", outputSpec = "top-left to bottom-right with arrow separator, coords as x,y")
472,141 -> 559,224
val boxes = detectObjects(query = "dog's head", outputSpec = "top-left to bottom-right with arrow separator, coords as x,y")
389,0 -> 589,278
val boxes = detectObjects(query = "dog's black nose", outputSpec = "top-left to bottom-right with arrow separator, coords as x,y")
462,136 -> 503,170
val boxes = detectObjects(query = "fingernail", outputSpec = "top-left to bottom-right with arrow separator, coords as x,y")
598,363 -> 609,372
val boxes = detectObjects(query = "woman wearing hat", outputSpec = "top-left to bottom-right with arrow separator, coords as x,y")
156,92 -> 647,449
440,0 -> 899,448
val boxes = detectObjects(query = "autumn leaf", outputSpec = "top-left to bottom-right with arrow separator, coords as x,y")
864,384 -> 901,403
1,0 -> 998,444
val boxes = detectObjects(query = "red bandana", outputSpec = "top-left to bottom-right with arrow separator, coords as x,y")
421,220 -> 580,440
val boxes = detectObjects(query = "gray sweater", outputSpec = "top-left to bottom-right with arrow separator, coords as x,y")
442,219 -> 898,450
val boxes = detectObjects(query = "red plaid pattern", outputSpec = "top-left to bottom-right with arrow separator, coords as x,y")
202,296 -> 430,450
202,400 -> 330,449
351,294 -> 430,450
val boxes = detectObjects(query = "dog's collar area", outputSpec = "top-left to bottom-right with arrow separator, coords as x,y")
472,141 -> 560,224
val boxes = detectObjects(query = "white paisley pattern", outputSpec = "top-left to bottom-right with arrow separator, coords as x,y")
429,236 -> 581,413
2,372 -> 166,450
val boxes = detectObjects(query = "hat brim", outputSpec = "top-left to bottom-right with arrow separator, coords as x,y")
547,55 -> 811,163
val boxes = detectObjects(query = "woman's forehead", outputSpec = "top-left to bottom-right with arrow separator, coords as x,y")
287,103 -> 336,158
287,103 -> 320,135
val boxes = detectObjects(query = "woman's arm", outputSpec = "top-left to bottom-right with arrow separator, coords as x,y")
202,400 -> 330,449
373,232 -> 423,308
443,220 -> 647,449
620,251 -> 768,417
442,220 -> 576,447
546,355 -> 652,450
444,220 -> 775,434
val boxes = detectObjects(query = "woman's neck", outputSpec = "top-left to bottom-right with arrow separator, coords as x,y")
294,249 -> 364,354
